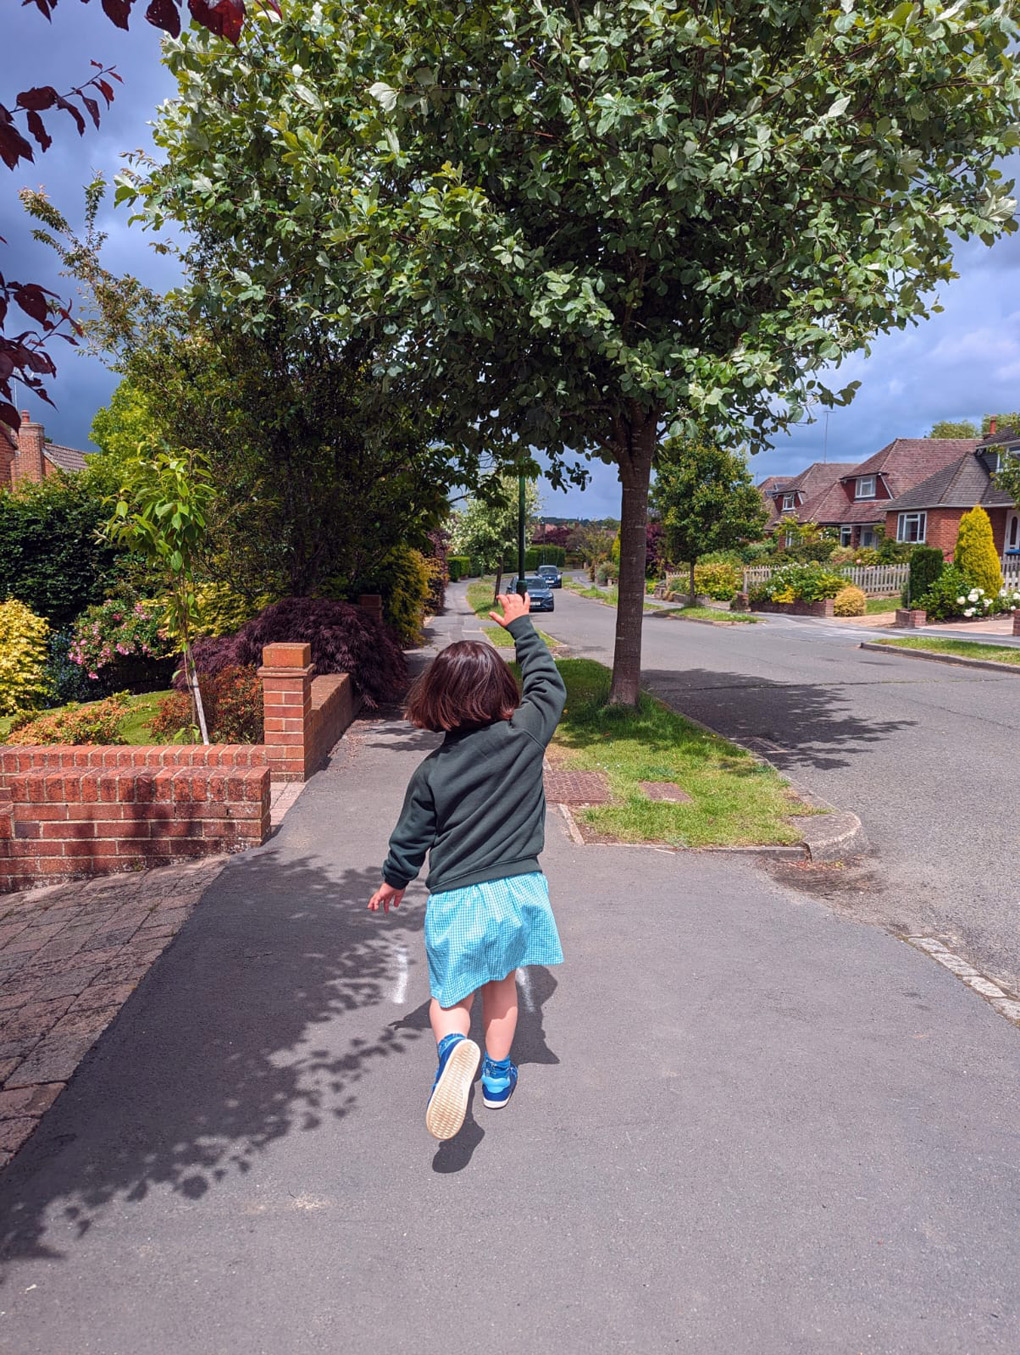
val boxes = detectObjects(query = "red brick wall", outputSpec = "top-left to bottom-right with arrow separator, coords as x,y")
258,643 -> 361,782
0,764 -> 269,893
0,647 -> 362,891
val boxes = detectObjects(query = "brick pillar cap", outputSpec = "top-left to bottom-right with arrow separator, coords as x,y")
261,642 -> 311,668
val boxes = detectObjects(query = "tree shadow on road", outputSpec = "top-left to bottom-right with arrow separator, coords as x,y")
641,667 -> 916,772
0,849 -> 431,1276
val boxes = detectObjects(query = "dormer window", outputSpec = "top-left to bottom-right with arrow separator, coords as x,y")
855,475 -> 876,500
781,493 -> 795,511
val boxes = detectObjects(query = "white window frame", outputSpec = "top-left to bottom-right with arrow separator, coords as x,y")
784,529 -> 796,548
781,493 -> 795,511
839,526 -> 853,547
860,528 -> 877,549
855,475 -> 876,500
896,511 -> 926,544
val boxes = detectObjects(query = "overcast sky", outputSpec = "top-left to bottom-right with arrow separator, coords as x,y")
6,4 -> 1020,518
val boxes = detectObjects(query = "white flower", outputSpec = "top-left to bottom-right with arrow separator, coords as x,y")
963,608 -> 975,617
957,596 -> 966,604
967,590 -> 980,602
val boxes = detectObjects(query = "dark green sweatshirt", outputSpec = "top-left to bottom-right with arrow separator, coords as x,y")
381,616 -> 566,895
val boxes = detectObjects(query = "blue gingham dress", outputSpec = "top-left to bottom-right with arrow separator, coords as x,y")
424,872 -> 563,1008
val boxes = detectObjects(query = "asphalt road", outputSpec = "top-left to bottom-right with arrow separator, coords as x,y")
0,600 -> 1016,1353
541,582 -> 1020,994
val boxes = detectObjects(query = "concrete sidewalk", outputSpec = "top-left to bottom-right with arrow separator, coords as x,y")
0,601 -> 1016,1353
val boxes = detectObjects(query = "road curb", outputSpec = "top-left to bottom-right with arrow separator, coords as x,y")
859,640 -> 1020,675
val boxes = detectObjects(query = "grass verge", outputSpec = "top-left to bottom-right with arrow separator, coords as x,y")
871,637 -> 1020,666
482,624 -> 558,649
538,659 -> 807,848
658,605 -> 758,624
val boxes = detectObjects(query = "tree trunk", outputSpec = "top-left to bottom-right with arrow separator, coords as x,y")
608,408 -> 659,706
185,642 -> 210,745
689,559 -> 696,606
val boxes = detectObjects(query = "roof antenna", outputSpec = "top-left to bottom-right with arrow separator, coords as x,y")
822,410 -> 830,464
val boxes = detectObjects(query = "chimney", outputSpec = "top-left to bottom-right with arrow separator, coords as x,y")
989,416 -> 997,437
12,411 -> 46,487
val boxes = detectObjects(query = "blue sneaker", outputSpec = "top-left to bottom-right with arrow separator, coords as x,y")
425,1034 -> 480,1141
481,1055 -> 518,1109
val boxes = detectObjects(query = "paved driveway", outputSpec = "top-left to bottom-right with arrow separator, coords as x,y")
539,585 -> 1020,993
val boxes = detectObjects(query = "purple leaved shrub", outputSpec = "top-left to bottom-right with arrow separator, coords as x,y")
178,598 -> 407,708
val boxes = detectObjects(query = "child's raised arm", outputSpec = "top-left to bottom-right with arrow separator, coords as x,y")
490,592 -> 566,747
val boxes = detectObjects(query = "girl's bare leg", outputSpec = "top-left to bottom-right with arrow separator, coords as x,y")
481,972 -> 519,1061
430,994 -> 473,1044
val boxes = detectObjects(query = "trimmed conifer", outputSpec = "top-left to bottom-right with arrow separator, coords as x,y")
954,507 -> 1003,596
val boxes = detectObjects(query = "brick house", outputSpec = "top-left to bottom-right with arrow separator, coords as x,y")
792,438 -> 980,549
0,412 -> 89,491
883,424 -> 1019,562
760,463 -> 857,540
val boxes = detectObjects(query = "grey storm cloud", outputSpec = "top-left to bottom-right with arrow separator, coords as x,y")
5,8 -> 1020,521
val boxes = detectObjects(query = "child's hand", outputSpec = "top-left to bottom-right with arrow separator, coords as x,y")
369,882 -> 404,913
489,591 -> 530,628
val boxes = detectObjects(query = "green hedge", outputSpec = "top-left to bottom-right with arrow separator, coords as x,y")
525,545 -> 565,568
903,545 -> 944,608
447,555 -> 472,581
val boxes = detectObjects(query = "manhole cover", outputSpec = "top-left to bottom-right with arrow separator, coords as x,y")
639,781 -> 693,803
544,770 -> 611,805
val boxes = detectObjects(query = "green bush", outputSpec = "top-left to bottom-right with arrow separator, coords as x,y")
379,546 -> 433,646
0,473 -> 126,626
954,506 -> 1003,595
748,563 -> 846,604
903,545 -> 944,607
0,599 -> 52,716
916,565 -> 974,622
693,561 -> 740,600
4,693 -> 129,745
833,585 -> 866,616
524,545 -> 566,569
189,582 -> 272,638
447,555 -> 472,581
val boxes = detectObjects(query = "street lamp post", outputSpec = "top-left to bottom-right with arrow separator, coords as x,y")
517,471 -> 527,597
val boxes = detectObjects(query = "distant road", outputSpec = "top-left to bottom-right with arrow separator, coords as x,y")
536,583 -> 1020,995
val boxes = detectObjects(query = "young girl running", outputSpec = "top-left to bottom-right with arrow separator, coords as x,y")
368,590 -> 566,1141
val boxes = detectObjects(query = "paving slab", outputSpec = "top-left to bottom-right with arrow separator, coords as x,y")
0,609 -> 1015,1353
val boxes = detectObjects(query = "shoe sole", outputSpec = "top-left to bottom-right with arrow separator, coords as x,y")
482,1093 -> 513,1109
425,1039 -> 480,1141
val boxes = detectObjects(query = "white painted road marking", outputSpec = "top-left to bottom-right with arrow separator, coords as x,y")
390,943 -> 409,1004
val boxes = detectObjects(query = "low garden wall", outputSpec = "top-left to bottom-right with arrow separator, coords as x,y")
0,642 -> 362,892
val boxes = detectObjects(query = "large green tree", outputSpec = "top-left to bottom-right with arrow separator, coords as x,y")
653,435 -> 768,601
927,420 -> 979,438
124,0 -> 1020,702
26,184 -> 455,602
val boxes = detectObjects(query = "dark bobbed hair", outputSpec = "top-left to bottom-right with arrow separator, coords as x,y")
404,641 -> 521,732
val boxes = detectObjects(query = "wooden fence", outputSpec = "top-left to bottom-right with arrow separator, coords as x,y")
741,563 -> 909,595
1003,559 -> 1020,590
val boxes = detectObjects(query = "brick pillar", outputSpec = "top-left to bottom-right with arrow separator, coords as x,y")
12,412 -> 45,487
258,643 -> 314,782
1013,611 -> 1020,637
